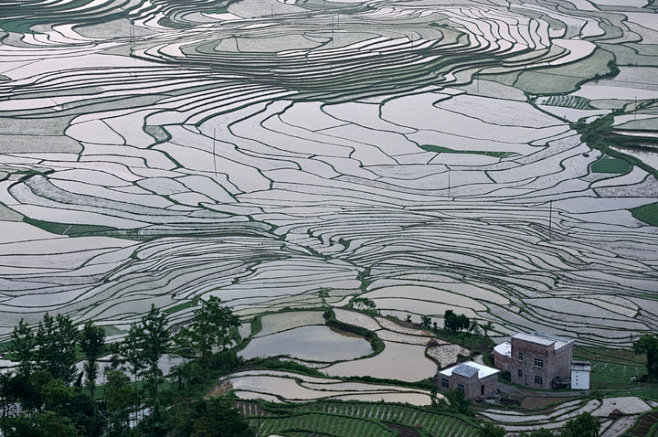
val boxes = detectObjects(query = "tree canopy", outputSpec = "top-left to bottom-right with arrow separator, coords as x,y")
1,299 -> 252,437
561,411 -> 599,437
633,334 -> 658,380
173,296 -> 241,365
444,309 -> 470,333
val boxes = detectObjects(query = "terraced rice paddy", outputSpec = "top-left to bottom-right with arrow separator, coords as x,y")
0,0 -> 658,418
238,401 -> 476,437
221,369 -> 436,405
482,396 -> 652,436
239,324 -> 373,363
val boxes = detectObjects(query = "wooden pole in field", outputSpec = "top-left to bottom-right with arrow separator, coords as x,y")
548,200 -> 553,240
213,128 -> 218,179
448,169 -> 451,198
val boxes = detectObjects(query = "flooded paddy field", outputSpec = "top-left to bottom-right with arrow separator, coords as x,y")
0,0 -> 657,417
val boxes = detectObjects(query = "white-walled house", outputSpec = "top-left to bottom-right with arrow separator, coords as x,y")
571,361 -> 591,390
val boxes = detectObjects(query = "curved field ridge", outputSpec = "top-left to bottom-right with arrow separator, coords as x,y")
482,396 -> 651,435
0,0 -> 656,350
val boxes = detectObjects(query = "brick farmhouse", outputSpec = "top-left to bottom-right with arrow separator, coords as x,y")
437,361 -> 499,400
505,332 -> 574,389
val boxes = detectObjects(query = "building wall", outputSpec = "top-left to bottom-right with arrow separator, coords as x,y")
494,351 -> 510,373
479,374 -> 499,397
439,373 -> 499,399
451,373 -> 479,399
571,369 -> 590,390
510,338 -> 573,389
554,345 -> 573,382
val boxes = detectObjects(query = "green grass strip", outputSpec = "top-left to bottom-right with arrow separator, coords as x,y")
590,155 -> 633,174
631,202 -> 658,227
419,144 -> 513,158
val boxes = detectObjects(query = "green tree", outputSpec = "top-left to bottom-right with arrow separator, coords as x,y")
124,305 -> 170,403
122,323 -> 145,381
633,334 -> 658,380
104,370 -> 138,436
79,321 -> 106,399
41,378 -> 75,415
34,313 -> 78,384
523,430 -> 554,437
457,314 -> 470,331
469,320 -> 481,336
0,373 -> 42,413
350,296 -> 377,312
561,411 -> 599,437
69,391 -> 106,437
169,397 -> 255,437
420,315 -> 432,329
3,410 -> 80,437
482,321 -> 495,338
444,310 -> 470,333
174,297 -> 240,366
10,319 -> 35,376
318,289 -> 329,307
478,422 -> 506,437
440,389 -> 472,416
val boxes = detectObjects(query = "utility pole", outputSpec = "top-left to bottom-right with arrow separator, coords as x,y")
130,20 -> 135,53
332,16 -> 334,46
476,68 -> 480,94
548,200 -> 553,240
213,128 -> 218,179
448,169 -> 451,198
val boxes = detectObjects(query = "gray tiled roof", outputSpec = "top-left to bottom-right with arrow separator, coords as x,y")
452,363 -> 479,378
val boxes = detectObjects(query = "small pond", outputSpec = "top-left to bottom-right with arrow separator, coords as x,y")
239,325 -> 372,362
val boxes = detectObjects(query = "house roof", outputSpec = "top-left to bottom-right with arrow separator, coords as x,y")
571,361 -> 591,371
493,341 -> 511,357
512,332 -> 573,351
439,361 -> 499,379
453,364 -> 479,378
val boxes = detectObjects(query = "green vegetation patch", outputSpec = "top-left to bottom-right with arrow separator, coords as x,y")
23,217 -> 118,237
206,6 -> 228,14
420,144 -> 513,158
572,110 -> 658,181
590,155 -> 633,174
324,309 -> 384,356
254,412 -> 395,437
631,202 -> 658,227
157,16 -> 192,29
246,401 -> 476,437
574,346 -> 645,389
513,49 -> 618,95
541,95 -> 593,110
163,300 -> 196,315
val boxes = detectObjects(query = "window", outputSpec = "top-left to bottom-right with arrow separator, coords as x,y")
457,384 -> 465,393
518,369 -> 523,378
441,378 -> 449,389
517,352 -> 523,361
534,375 -> 543,385
534,357 -> 544,368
